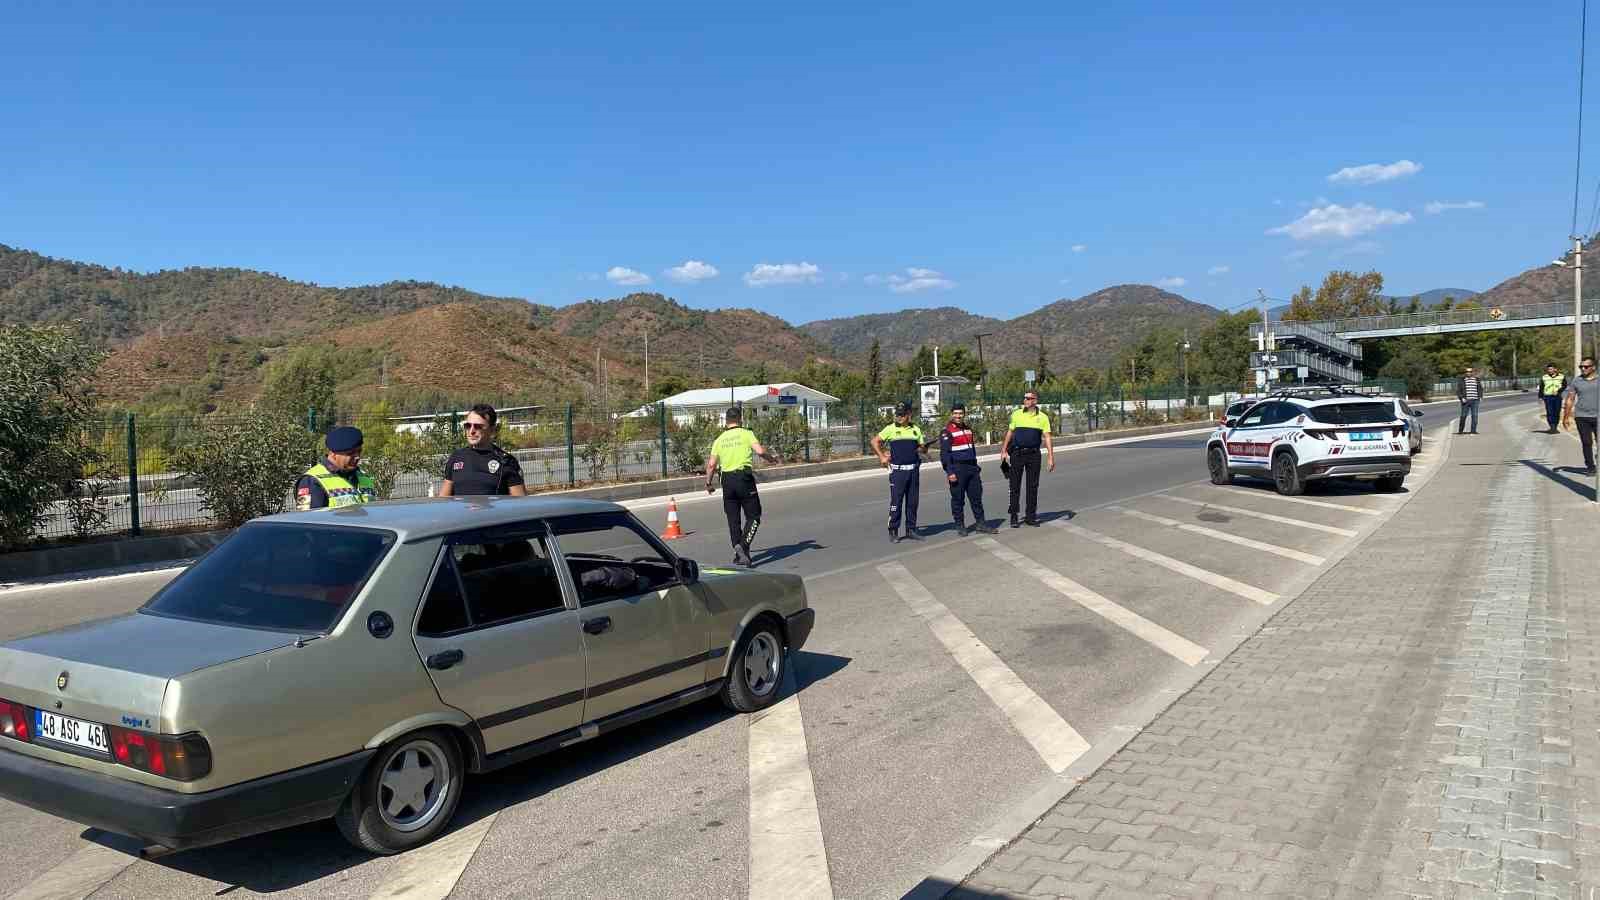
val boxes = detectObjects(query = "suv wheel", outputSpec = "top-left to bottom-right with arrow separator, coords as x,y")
721,618 -> 786,713
1207,446 -> 1233,485
1271,451 -> 1305,496
336,728 -> 464,855
1376,474 -> 1405,493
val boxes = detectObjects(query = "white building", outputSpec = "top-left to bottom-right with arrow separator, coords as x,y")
636,383 -> 840,429
386,404 -> 543,435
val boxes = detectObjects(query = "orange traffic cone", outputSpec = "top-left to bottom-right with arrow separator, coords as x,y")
661,497 -> 685,540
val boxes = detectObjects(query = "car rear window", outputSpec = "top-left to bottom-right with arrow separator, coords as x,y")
1308,402 -> 1395,425
142,524 -> 395,633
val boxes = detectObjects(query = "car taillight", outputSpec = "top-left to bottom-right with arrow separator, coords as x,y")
108,727 -> 211,781
0,699 -> 30,742
1391,425 -> 1402,436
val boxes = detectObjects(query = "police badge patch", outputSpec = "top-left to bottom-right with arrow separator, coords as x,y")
488,459 -> 501,473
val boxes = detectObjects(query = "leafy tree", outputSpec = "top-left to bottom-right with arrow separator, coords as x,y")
258,346 -> 338,426
1284,270 -> 1387,321
361,420 -> 455,499
867,339 -> 882,398
1379,347 -> 1436,400
669,414 -> 721,474
652,373 -> 690,399
175,415 -> 320,528
0,324 -> 107,549
1035,337 -> 1055,385
751,411 -> 807,462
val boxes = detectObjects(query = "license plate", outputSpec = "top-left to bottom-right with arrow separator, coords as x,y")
1348,431 -> 1381,441
34,710 -> 110,757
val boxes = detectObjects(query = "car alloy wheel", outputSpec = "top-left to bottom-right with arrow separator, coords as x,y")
378,738 -> 452,834
1207,446 -> 1232,485
743,631 -> 781,698
1272,452 -> 1304,496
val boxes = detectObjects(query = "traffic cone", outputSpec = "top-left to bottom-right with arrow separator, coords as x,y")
661,497 -> 685,540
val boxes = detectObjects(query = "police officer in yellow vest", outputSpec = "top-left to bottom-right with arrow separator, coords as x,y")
704,407 -> 779,567
1540,363 -> 1569,434
871,401 -> 931,543
295,426 -> 376,510
1001,390 -> 1056,527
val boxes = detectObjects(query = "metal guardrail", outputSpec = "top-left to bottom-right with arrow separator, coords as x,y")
1281,299 -> 1600,338
1251,321 -> 1363,360
1249,349 -> 1364,384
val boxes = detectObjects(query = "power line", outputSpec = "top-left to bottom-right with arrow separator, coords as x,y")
1575,0 -> 1590,237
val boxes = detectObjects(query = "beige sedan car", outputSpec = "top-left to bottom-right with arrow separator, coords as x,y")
0,497 -> 813,854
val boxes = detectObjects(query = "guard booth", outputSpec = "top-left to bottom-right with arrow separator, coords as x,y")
915,375 -> 970,420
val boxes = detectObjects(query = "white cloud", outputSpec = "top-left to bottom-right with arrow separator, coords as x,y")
1071,244 -> 1087,253
606,266 -> 651,286
1207,265 -> 1231,276
1157,276 -> 1187,289
868,267 -> 956,294
743,262 -> 822,287
1268,203 -> 1413,240
1326,159 -> 1423,185
664,260 -> 719,282
1424,200 -> 1486,215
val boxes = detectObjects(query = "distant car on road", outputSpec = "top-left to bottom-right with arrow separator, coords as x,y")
1206,388 -> 1411,495
1389,396 -> 1424,454
0,497 -> 813,855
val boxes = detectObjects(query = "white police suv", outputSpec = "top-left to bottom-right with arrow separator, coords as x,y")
1206,389 -> 1411,495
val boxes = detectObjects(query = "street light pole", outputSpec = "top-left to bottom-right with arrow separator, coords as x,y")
1575,236 -> 1585,378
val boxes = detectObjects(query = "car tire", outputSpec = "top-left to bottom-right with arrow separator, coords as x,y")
1272,451 -> 1305,496
720,618 -> 786,713
1207,446 -> 1233,485
336,728 -> 464,855
1376,474 -> 1406,493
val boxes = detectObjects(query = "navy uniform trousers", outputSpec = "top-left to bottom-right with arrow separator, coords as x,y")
949,462 -> 985,526
888,466 -> 920,533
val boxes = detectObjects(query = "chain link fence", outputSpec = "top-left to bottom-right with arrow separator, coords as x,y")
31,378 -> 1409,543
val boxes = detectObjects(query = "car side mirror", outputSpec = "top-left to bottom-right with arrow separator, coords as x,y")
678,558 -> 700,584
1415,410 -> 1424,416
1223,418 -> 1236,428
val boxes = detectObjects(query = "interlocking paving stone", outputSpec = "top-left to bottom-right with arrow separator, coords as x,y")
963,416 -> 1600,897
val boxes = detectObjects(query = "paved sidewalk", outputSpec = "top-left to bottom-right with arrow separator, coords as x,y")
960,408 -> 1600,898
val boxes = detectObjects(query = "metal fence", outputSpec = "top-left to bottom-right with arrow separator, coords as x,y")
34,379 -> 1408,543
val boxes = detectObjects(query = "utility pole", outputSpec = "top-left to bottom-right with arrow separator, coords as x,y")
1576,236 -> 1585,378
644,329 -> 650,398
1180,329 -> 1190,401
974,332 -> 993,382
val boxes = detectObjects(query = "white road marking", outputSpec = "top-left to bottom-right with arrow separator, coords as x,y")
1109,506 -> 1325,565
748,667 -> 833,900
1228,492 -> 1387,516
1053,523 -> 1280,606
1156,494 -> 1358,537
878,562 -> 1090,772
975,538 -> 1208,665
367,813 -> 498,900
8,833 -> 142,900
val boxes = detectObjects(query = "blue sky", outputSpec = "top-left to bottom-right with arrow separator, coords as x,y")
1,1 -> 1589,322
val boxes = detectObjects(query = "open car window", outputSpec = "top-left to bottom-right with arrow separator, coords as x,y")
142,523 -> 394,633
549,512 -> 679,607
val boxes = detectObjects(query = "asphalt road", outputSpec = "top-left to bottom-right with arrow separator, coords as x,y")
0,392 -> 1529,900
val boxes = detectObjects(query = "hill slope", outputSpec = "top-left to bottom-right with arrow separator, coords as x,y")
799,307 -> 1004,363
994,284 -> 1220,370
1469,240 -> 1600,310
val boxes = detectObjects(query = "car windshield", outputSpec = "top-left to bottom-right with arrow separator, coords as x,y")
1308,402 -> 1396,425
142,523 -> 395,633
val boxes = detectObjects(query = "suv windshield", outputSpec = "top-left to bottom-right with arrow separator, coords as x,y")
1308,402 -> 1396,426
142,523 -> 395,632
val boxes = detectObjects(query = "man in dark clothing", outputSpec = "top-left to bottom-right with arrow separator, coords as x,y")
1540,364 -> 1569,434
440,404 -> 527,497
1455,367 -> 1482,434
871,402 -> 930,543
940,403 -> 997,536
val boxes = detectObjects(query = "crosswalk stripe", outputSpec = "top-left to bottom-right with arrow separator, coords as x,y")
1226,492 -> 1387,516
1109,507 -> 1325,565
1053,523 -> 1280,606
975,538 -> 1209,665
367,813 -> 497,900
878,562 -> 1090,772
748,667 -> 833,900
8,832 -> 142,900
1156,494 -> 1358,537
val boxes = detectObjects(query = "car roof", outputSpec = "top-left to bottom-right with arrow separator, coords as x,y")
260,496 -> 628,542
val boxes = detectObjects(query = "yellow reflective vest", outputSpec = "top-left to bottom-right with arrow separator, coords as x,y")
302,462 -> 375,508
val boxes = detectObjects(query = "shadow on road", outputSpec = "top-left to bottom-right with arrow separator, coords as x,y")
126,651 -> 853,892
751,538 -> 826,567
1520,459 -> 1598,501
901,876 -> 1014,899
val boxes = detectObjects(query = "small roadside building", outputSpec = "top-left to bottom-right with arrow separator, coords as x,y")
387,404 -> 543,435
636,383 -> 840,429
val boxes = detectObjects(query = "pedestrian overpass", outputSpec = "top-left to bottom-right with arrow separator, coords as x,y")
1248,298 -> 1600,385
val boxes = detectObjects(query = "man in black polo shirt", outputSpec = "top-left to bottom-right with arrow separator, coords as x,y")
439,404 -> 528,497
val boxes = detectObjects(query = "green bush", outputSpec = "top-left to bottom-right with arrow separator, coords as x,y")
0,324 -> 106,549
175,416 -> 320,528
752,412 -> 807,463
670,415 -> 720,474
363,427 -> 454,499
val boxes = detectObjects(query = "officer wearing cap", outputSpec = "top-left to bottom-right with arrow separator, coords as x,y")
871,401 -> 930,543
439,403 -> 528,497
940,402 -> 997,536
1001,390 -> 1055,527
295,426 -> 376,510
705,406 -> 779,567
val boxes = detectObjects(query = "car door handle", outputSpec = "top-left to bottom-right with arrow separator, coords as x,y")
583,616 -> 612,635
426,649 -> 465,670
